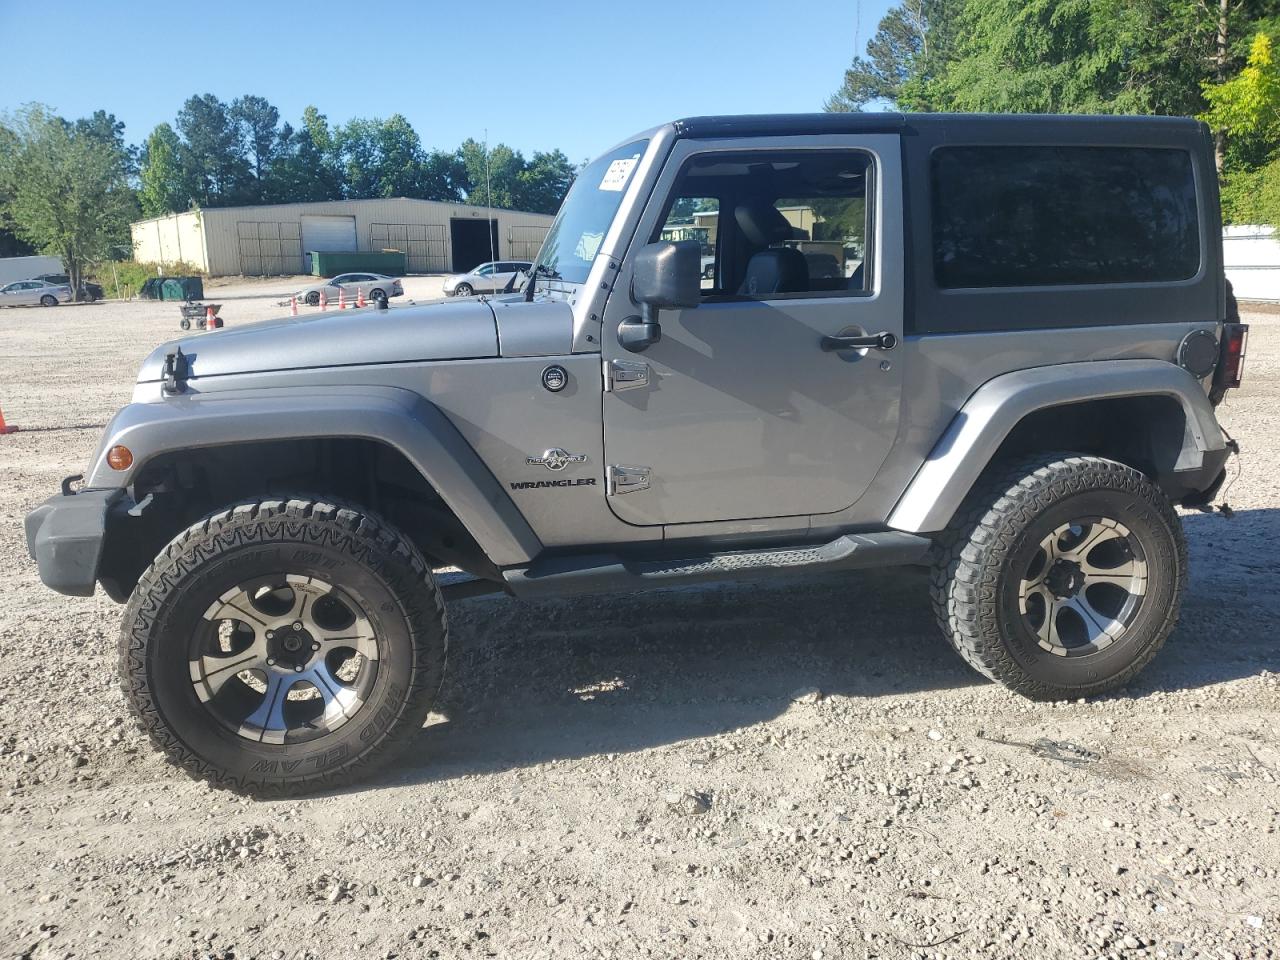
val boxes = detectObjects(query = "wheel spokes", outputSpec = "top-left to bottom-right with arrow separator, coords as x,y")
240,671 -> 294,743
1018,517 -> 1147,656
191,634 -> 268,701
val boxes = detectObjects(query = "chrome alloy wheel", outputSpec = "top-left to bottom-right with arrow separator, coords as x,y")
190,575 -> 379,744
1017,518 -> 1148,657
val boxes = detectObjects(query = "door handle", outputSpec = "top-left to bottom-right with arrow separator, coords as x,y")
820,331 -> 898,352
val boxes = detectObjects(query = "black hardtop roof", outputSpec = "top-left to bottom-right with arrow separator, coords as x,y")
672,112 -> 1206,141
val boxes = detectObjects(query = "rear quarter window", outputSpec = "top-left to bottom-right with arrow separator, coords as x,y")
931,146 -> 1200,289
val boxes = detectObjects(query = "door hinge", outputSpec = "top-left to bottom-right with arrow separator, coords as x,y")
608,464 -> 651,495
604,358 -> 650,392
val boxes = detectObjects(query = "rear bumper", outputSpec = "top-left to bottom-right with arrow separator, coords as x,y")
24,488 -> 125,597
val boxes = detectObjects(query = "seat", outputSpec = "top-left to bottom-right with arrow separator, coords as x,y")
735,202 -> 809,296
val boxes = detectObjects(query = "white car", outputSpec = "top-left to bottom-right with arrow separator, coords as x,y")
295,273 -> 403,307
443,261 -> 532,297
0,279 -> 72,307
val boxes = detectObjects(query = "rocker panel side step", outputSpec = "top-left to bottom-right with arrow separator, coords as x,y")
503,531 -> 933,599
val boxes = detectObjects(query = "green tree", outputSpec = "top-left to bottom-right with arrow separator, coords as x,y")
515,149 -> 576,214
459,139 -> 523,209
827,0 -> 959,111
230,95 -> 280,200
1203,32 -> 1280,223
176,94 -> 249,204
138,123 -> 190,216
0,104 -> 136,296
418,149 -> 468,202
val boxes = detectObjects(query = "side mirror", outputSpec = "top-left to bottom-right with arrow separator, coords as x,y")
619,240 -> 701,353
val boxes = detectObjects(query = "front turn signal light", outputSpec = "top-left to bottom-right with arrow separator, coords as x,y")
106,445 -> 134,471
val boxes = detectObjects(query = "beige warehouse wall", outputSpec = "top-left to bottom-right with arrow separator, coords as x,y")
129,212 -> 207,272
198,200 -> 554,276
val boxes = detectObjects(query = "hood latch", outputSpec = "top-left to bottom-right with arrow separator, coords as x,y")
162,348 -> 189,395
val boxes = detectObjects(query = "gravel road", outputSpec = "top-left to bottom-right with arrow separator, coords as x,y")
0,291 -> 1276,960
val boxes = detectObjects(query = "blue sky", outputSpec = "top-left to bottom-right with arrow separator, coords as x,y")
0,0 -> 893,161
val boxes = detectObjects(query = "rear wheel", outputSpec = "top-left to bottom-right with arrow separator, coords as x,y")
120,498 -> 447,796
930,454 -> 1186,700
370,288 -> 386,304
40,294 -> 57,307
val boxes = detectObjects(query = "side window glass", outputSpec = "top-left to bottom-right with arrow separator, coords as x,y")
659,198 -> 721,290
475,264 -> 493,276
655,151 -> 873,300
931,146 -> 1199,288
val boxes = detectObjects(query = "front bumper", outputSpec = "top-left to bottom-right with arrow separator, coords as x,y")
24,487 -> 125,597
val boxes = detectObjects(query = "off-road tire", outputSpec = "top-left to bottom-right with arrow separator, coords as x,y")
120,498 -> 447,796
930,454 -> 1187,700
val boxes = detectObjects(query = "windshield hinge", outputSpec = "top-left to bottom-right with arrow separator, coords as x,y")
604,358 -> 649,393
608,464 -> 651,495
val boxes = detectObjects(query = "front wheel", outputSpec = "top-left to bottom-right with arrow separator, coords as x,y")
930,454 -> 1186,701
305,291 -> 320,306
120,498 -> 447,796
40,295 -> 57,307
453,282 -> 473,297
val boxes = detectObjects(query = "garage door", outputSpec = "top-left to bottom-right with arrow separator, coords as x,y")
301,215 -> 357,272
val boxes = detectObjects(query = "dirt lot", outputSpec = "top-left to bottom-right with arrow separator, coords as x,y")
0,290 -> 1277,960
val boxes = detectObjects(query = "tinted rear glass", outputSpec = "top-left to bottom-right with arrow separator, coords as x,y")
932,146 -> 1200,288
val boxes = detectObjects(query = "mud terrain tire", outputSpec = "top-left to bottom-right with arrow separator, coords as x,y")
931,454 -> 1186,700
120,498 -> 447,796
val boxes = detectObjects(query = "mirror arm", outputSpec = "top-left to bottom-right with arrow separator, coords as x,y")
618,303 -> 662,353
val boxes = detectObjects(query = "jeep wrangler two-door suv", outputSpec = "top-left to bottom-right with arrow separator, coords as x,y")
26,113 -> 1247,795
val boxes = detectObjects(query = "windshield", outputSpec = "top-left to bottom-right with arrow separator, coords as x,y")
532,139 -> 648,285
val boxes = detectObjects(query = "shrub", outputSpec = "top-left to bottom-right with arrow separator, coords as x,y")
1220,158 -> 1280,229
87,260 -> 204,300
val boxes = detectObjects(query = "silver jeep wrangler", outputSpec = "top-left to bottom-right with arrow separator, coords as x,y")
25,113 -> 1248,795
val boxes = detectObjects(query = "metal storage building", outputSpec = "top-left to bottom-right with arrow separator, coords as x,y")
130,198 -> 555,277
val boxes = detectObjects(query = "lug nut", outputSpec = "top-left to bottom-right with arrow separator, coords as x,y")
266,631 -> 275,639
294,665 -> 303,673
267,658 -> 275,666
293,622 -> 303,631
312,643 -> 320,651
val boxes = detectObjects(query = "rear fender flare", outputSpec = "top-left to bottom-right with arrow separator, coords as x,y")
85,385 -> 542,567
887,359 -> 1226,534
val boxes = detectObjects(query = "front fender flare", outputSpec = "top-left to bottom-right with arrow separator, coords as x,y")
85,385 -> 542,567
887,359 -> 1226,534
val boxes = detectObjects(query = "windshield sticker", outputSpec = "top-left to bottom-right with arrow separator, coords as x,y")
599,156 -> 639,192
575,232 -> 604,261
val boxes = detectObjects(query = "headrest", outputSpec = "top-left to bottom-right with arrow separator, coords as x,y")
734,202 -> 796,247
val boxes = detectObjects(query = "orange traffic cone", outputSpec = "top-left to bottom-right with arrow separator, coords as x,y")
290,296 -> 298,316
356,287 -> 366,308
338,288 -> 347,310
0,405 -> 16,435
206,305 -> 219,330
319,289 -> 327,309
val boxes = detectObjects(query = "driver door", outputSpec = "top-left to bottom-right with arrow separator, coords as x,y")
600,134 -> 904,527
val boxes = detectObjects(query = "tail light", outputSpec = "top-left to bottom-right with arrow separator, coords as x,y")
1215,322 -> 1250,390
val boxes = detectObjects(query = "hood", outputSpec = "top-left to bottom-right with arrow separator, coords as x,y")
138,299 -> 500,382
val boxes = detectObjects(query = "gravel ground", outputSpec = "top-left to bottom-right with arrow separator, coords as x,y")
0,290 -> 1276,960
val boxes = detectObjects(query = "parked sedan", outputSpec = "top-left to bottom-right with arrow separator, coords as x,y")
35,274 -> 104,302
443,261 -> 532,297
295,273 -> 403,307
0,279 -> 73,307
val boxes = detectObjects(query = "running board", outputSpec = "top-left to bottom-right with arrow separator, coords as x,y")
503,532 -> 933,600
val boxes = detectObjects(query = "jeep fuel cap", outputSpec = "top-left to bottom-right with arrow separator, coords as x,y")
541,365 -> 568,392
